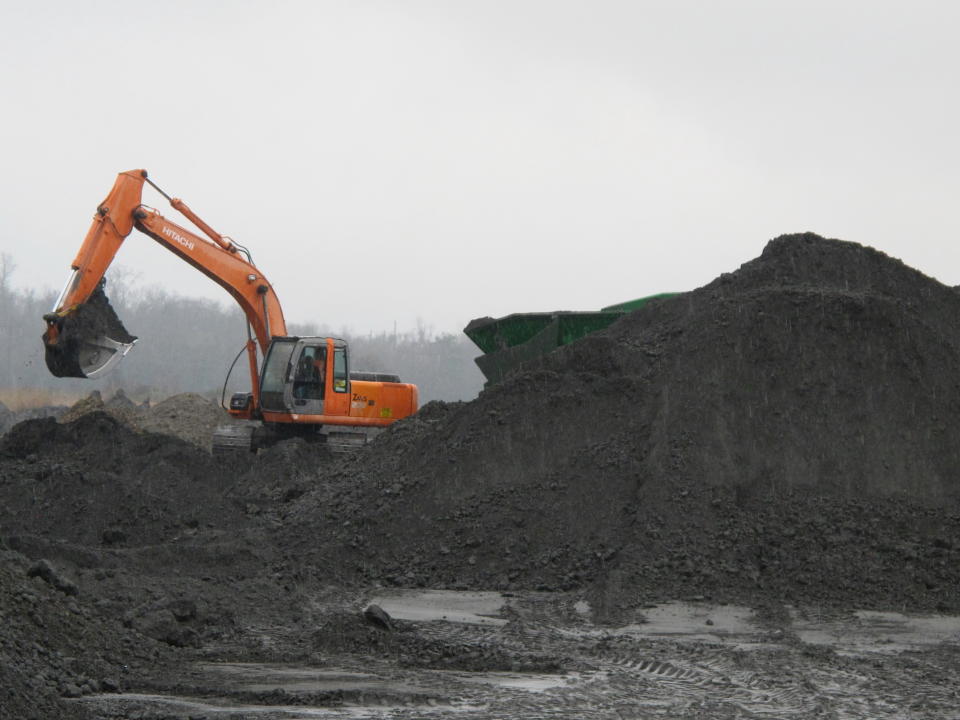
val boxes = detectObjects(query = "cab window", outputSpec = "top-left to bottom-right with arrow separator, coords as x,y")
259,340 -> 297,411
333,346 -> 348,393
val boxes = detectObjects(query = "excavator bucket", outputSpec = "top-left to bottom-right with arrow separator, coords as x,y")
42,283 -> 137,378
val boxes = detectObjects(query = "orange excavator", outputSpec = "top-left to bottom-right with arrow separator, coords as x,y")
42,169 -> 418,453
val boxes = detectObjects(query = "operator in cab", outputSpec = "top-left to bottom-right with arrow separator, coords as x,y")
294,346 -> 326,400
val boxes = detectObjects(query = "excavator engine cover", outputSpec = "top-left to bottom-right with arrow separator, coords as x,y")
42,283 -> 137,378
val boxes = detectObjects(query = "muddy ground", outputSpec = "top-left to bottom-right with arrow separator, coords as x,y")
3,233 -> 960,718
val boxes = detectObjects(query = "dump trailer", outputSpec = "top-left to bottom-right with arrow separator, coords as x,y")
464,294 -> 678,386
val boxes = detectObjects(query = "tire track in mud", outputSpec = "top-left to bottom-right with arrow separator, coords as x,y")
553,652 -> 812,718
363,597 -> 819,719
393,603 -> 763,717
803,656 -> 960,719
489,597 -> 815,717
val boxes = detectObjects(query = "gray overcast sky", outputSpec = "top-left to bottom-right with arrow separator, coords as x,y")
2,1 -> 958,335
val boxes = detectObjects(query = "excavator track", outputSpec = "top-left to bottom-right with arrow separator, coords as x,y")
323,429 -> 379,454
211,424 -> 255,457
211,423 -> 380,456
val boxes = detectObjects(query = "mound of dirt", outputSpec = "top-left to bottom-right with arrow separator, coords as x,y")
282,233 -> 960,612
58,390 -> 144,430
58,390 -> 108,424
0,412 -> 245,547
0,401 -> 67,437
140,392 -> 231,450
0,547 -> 168,720
54,390 -> 230,452
105,388 -> 136,409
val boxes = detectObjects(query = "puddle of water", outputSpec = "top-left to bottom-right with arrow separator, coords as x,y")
639,602 -> 756,636
200,662 -> 434,698
204,663 -> 376,681
447,670 -> 580,692
78,693 -> 379,717
242,679 -> 434,694
856,609 -> 960,637
366,592 -> 960,658
369,589 -> 507,626
793,608 -> 960,654
201,660 -> 574,696
604,601 -> 760,645
371,594 -> 764,647
81,692 -> 480,717
612,602 -> 960,656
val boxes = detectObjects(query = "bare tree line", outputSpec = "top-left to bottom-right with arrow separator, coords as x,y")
0,253 -> 484,406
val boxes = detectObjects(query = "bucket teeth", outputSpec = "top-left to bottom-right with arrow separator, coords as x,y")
43,283 -> 137,378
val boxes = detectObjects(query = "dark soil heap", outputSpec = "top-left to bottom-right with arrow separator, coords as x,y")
0,410 -> 290,717
0,412 -> 243,547
0,547 -> 169,720
0,401 -> 67,436
51,391 -> 229,450
139,393 -> 235,450
285,234 -> 960,612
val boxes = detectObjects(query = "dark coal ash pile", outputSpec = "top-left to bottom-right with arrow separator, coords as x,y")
0,412 -> 246,547
0,406 -> 316,717
284,233 -> 960,612
0,547 -> 173,720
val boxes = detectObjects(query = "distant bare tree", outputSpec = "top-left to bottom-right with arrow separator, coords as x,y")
104,264 -> 143,308
0,252 -> 14,294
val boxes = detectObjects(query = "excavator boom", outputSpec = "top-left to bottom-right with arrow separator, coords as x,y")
42,170 -> 286,400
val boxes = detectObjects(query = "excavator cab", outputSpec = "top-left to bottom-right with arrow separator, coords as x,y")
42,273 -> 137,378
258,337 -> 350,416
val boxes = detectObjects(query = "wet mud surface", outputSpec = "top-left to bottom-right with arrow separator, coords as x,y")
5,234 -> 960,718
69,592 -> 960,719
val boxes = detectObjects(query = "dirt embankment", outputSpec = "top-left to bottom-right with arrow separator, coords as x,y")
281,234 -> 960,613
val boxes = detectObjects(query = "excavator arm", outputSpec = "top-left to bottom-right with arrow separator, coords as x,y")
43,170 -> 287,406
